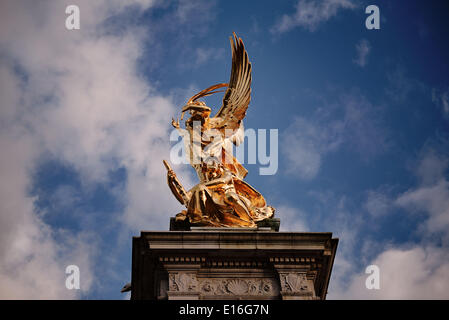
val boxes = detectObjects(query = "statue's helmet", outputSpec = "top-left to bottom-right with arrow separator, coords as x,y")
180,102 -> 211,120
181,83 -> 228,120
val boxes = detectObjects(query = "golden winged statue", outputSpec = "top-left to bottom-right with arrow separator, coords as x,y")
164,32 -> 275,228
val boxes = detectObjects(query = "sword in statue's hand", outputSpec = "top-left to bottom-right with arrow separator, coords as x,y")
163,160 -> 189,206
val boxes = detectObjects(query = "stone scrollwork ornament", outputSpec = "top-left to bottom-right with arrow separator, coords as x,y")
169,273 -> 198,293
280,273 -> 309,293
198,278 -> 277,296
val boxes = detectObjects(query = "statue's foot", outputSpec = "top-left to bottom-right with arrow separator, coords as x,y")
175,210 -> 188,222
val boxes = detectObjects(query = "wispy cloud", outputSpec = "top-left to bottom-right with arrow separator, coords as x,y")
175,0 -> 217,25
271,0 -> 356,34
194,47 -> 224,67
385,66 -> 425,103
282,91 -> 388,180
0,0 -> 200,298
432,88 -> 449,117
304,191 -> 366,296
276,205 -> 309,232
353,39 -> 371,67
396,149 -> 449,243
364,189 -> 393,217
282,117 -> 342,179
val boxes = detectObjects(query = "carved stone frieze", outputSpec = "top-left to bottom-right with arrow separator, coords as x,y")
279,273 -> 310,293
168,273 -> 198,292
199,278 -> 278,296
132,230 -> 339,300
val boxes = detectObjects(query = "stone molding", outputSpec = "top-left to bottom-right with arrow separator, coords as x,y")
166,271 -> 279,298
198,278 -> 278,297
131,230 -> 338,300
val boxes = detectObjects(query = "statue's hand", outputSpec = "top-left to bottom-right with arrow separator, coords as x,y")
167,169 -> 176,180
171,117 -> 180,129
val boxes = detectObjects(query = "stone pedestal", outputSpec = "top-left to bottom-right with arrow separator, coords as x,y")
131,228 -> 338,300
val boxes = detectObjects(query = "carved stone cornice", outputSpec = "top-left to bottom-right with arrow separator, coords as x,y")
131,230 -> 338,300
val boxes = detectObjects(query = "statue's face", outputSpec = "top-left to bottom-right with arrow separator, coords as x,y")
203,110 -> 211,118
186,109 -> 210,128
190,109 -> 210,119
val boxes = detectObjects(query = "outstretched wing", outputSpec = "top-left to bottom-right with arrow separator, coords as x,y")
214,32 -> 251,135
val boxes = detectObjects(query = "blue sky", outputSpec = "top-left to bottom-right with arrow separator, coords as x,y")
1,0 -> 449,299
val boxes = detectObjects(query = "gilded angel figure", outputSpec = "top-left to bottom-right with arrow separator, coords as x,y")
163,33 -> 274,228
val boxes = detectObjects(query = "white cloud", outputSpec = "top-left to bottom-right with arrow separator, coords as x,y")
364,189 -> 392,217
276,206 -> 309,232
271,0 -> 356,33
282,92 -> 387,179
282,117 -> 343,179
353,39 -> 371,67
330,148 -> 449,299
414,149 -> 448,186
395,148 -> 449,242
0,0 -> 200,298
396,180 -> 449,243
332,246 -> 449,299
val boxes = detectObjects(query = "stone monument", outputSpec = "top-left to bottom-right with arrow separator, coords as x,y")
130,33 -> 338,300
